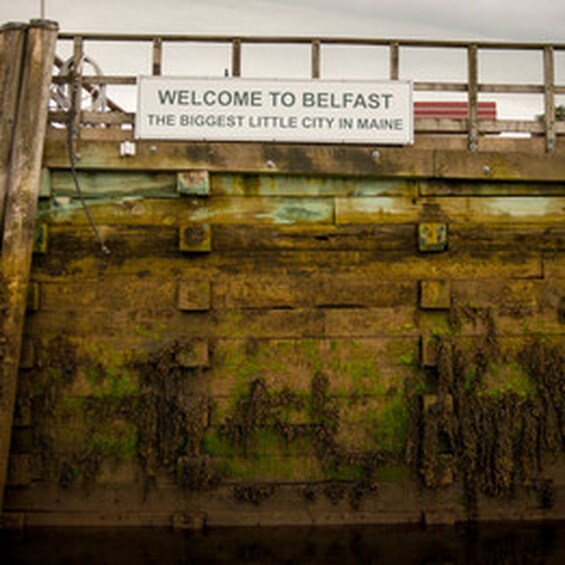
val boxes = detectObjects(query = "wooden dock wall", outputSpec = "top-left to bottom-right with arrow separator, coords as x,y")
2,134 -> 565,527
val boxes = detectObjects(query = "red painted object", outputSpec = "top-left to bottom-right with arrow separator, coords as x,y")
414,101 -> 496,120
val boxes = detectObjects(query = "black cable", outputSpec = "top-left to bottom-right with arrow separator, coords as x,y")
67,74 -> 110,255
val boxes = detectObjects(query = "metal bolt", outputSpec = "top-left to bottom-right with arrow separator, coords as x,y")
149,145 -> 157,154
266,160 -> 276,169
371,149 -> 381,162
482,165 -> 491,175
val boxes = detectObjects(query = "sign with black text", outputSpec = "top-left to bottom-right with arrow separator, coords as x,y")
136,77 -> 413,144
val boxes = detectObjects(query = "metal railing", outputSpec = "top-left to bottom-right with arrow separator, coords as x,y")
49,33 -> 565,151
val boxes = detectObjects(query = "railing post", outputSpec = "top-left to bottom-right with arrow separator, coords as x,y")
231,38 -> 241,77
152,37 -> 162,76
467,44 -> 479,152
311,40 -> 321,79
543,45 -> 556,153
389,41 -> 399,80
71,36 -> 83,144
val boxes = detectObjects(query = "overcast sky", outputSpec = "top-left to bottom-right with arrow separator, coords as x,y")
2,0 -> 565,41
2,1 -> 564,119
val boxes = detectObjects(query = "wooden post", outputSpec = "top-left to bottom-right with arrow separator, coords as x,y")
311,40 -> 321,79
467,44 -> 479,152
389,41 -> 399,80
543,45 -> 556,153
152,37 -> 162,76
70,36 -> 83,144
0,23 -> 27,239
0,19 -> 59,512
231,38 -> 241,77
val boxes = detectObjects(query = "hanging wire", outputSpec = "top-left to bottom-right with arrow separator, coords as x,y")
67,70 -> 111,255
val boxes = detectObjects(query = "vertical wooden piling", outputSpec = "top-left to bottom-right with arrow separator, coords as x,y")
0,19 -> 58,512
0,23 -> 27,236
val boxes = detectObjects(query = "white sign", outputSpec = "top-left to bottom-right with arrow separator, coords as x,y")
136,77 -> 413,145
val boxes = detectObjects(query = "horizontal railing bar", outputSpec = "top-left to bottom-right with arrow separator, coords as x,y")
478,84 -> 545,94
51,76 -> 565,96
47,112 -> 565,135
51,75 -> 138,85
48,111 -> 135,124
56,32 -> 565,50
414,82 -> 467,92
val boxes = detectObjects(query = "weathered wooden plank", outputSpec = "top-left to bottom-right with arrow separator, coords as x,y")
42,139 -> 436,177
41,138 -> 565,181
337,196 -> 565,224
211,174 -> 417,197
38,196 -> 334,225
32,248 -> 543,282
39,278 -> 178,312
0,20 -> 59,511
442,197 -> 565,223
0,23 -> 27,229
37,272 -> 415,312
434,150 -> 565,182
40,194 -> 565,228
50,171 -> 178,198
335,197 -> 419,224
34,302 -> 549,341
420,180 -> 565,197
27,309 -> 328,340
30,223 -> 414,264
451,279 -> 543,310
212,224 -> 416,252
213,275 -> 417,309
324,307 -> 418,337
32,224 -> 180,264
450,224 -> 565,252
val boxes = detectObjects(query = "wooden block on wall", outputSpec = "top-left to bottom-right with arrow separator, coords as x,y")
420,334 -> 438,367
177,280 -> 211,311
418,222 -> 447,252
179,223 -> 212,253
33,224 -> 48,254
177,171 -> 210,196
177,340 -> 210,368
420,280 -> 451,310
